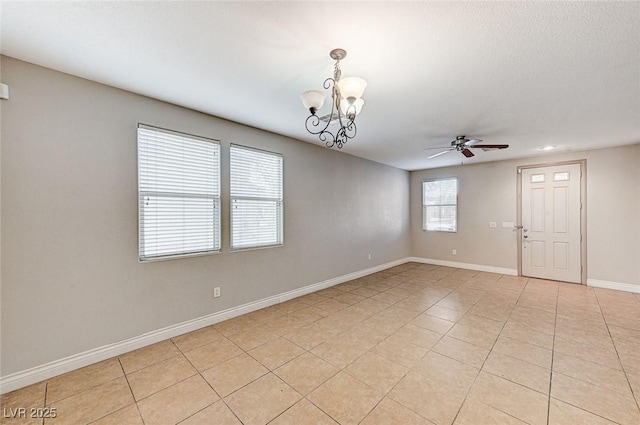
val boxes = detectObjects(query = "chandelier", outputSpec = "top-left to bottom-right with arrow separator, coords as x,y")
301,49 -> 367,149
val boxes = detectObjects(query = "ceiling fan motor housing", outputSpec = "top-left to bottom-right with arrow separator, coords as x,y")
453,136 -> 469,150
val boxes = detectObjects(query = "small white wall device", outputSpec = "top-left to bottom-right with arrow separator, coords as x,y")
0,83 -> 9,100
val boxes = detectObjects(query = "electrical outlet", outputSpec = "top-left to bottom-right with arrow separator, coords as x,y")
368,253 -> 372,260
489,222 -> 497,228
452,249 -> 457,256
213,287 -> 221,298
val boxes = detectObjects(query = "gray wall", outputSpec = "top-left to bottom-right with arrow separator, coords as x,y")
410,144 -> 640,287
0,57 -> 411,375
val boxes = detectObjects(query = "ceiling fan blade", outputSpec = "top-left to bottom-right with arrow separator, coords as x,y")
461,148 -> 475,158
464,139 -> 483,146
427,150 -> 451,159
471,144 -> 509,150
423,146 -> 453,150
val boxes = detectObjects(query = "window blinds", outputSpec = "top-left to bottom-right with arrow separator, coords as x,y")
138,125 -> 221,260
423,178 -> 457,232
230,145 -> 283,250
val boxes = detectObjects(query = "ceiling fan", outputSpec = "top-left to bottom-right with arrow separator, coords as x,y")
425,136 -> 509,159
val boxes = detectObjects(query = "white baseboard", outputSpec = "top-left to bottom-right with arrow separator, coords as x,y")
408,257 -> 518,276
587,279 -> 640,294
0,257 -> 411,394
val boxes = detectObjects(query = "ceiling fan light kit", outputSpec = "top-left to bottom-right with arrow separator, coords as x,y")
426,135 -> 509,159
301,48 -> 367,149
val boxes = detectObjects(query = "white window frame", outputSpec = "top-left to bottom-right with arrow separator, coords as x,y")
422,177 -> 458,232
230,144 -> 283,250
137,124 -> 221,261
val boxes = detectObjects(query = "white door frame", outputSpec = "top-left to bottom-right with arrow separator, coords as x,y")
516,160 -> 587,285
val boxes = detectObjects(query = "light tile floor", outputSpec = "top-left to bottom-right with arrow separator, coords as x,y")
2,262 -> 640,425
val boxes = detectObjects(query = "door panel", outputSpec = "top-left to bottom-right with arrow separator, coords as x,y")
521,164 -> 581,283
531,241 -> 545,268
553,242 -> 569,270
553,187 -> 568,233
531,188 -> 545,232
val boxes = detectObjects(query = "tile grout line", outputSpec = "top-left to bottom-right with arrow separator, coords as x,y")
193,284 -> 398,425
76,359 -> 146,425
117,357 -> 147,425
347,270 -> 456,423
261,373 -> 307,425
41,382 -> 47,425
593,289 -> 640,413
43,363 -> 135,424
182,339 -> 225,423
175,331 -> 258,425
181,268 -> 407,424
549,289 -> 637,424
296,271 -> 406,425
304,264 -> 450,425
546,282 -> 560,425
449,274 -> 529,425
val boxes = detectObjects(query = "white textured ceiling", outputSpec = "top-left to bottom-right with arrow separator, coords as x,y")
2,1 -> 639,170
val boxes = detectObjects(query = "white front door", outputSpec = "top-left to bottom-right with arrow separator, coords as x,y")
521,163 -> 582,283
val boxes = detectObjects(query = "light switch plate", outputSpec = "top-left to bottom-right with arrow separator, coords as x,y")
0,83 -> 9,100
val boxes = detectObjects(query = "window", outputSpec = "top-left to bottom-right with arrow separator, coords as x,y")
138,125 -> 221,261
423,178 -> 457,232
230,144 -> 283,250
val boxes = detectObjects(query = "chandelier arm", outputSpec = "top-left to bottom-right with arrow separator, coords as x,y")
318,127 -> 337,148
335,126 -> 348,149
324,132 -> 337,148
304,114 -> 331,136
305,77 -> 338,137
304,115 -> 338,148
345,119 -> 357,139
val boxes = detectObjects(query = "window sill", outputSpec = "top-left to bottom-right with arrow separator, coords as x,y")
230,243 -> 284,253
139,250 -> 222,263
